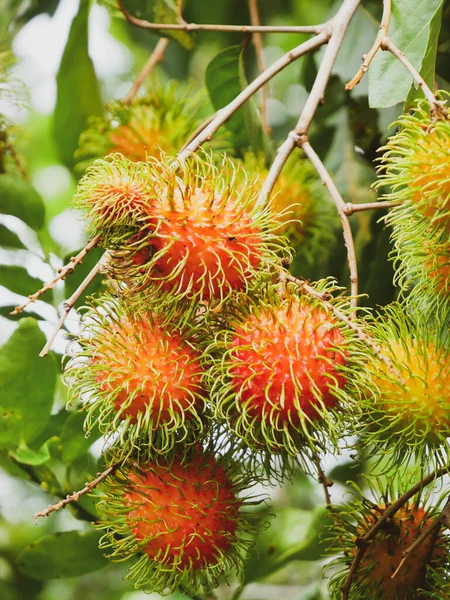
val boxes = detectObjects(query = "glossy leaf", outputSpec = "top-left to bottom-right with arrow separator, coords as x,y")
53,0 -> 104,168
0,174 -> 45,230
0,265 -> 51,302
9,439 -> 54,466
0,223 -> 26,249
60,410 -> 101,462
0,318 -> 56,447
369,0 -> 444,108
17,531 -> 108,579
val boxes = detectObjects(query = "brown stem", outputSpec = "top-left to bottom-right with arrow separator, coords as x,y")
341,464 -> 450,599
301,139 -> 359,307
178,31 -> 330,162
345,0 -> 392,90
344,199 -> 403,215
248,0 -> 270,134
118,1 -> 324,34
33,463 -> 119,522
11,234 -> 102,315
39,251 -> 110,358
313,453 -> 334,511
123,38 -> 169,104
380,37 -> 449,117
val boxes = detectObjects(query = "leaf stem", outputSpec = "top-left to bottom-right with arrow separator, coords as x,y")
123,38 -> 169,104
248,0 -> 270,134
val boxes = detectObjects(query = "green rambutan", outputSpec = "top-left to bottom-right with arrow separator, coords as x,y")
207,280 -> 367,460
63,294 -> 208,459
75,81 -> 206,170
111,152 -> 288,304
97,448 -> 261,594
376,93 -> 450,231
329,481 -> 450,600
359,303 -> 450,467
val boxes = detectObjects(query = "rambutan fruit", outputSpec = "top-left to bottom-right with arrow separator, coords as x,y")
386,201 -> 450,316
360,303 -> 450,467
72,153 -> 153,241
376,93 -> 450,231
207,281 -> 366,460
111,152 -> 288,304
75,81 -> 206,170
63,294 -> 208,459
329,484 -> 450,600
97,448 -> 260,594
242,153 -> 336,260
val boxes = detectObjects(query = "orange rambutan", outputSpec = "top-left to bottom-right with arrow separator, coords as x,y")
63,295 -> 207,458
208,283 -> 365,457
97,449 -> 259,594
112,152 -> 287,304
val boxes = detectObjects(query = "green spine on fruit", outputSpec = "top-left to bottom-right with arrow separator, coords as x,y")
96,448 -> 262,595
63,293 -> 209,460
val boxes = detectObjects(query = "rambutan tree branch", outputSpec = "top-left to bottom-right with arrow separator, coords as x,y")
39,250 -> 111,358
380,37 -> 448,117
344,199 -> 403,215
248,0 -> 270,134
341,464 -> 450,600
11,233 -> 102,315
177,30 -> 331,161
33,462 -> 119,522
345,0 -> 392,91
117,1 -> 324,35
123,37 -> 169,104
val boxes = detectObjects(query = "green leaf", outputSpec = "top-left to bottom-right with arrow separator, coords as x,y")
244,507 -> 331,584
0,174 -> 45,230
0,306 -> 44,321
0,318 -> 56,447
0,224 -> 26,249
117,0 -> 194,49
205,45 -> 266,154
9,439 -> 53,466
369,0 -> 444,108
0,265 -> 51,302
17,530 -> 109,579
63,246 -> 105,307
61,410 -> 101,462
53,0 -> 104,169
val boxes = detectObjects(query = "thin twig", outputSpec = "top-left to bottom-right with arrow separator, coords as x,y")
179,114 -> 215,153
257,0 -> 361,205
11,234 -> 102,315
284,273 -> 400,379
177,31 -> 331,162
344,199 -> 403,215
345,0 -> 392,91
118,1 -> 324,35
341,463 -> 450,599
33,463 -> 119,522
39,251 -> 110,358
391,496 -> 450,580
301,139 -> 359,306
248,0 -> 270,134
123,38 -> 169,104
313,453 -> 334,511
380,37 -> 449,117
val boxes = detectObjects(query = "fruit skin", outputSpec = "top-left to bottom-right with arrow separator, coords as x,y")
376,93 -> 450,232
329,492 -> 450,600
111,151 -> 288,305
63,294 -> 208,460
97,449 -> 260,594
386,201 -> 450,318
72,153 -> 153,240
360,303 -> 450,468
75,81 -> 206,171
208,281 -> 366,460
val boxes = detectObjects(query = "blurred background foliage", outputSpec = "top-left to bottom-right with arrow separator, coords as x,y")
0,0 -> 449,599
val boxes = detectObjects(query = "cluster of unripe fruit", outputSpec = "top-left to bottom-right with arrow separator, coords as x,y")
62,86 -> 450,597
